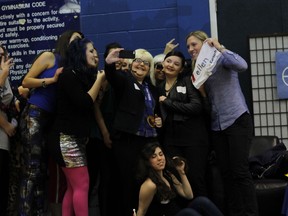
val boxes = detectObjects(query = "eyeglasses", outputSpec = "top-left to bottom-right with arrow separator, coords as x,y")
133,58 -> 150,66
155,63 -> 163,70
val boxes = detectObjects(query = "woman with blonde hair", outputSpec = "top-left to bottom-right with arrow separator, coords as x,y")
105,48 -> 162,216
186,30 -> 258,216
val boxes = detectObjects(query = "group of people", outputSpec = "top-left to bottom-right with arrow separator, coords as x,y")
0,28 -> 259,216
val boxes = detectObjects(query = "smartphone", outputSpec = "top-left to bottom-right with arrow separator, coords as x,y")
119,50 -> 135,59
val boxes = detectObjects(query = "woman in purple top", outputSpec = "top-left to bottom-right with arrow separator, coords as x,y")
186,30 -> 258,216
19,30 -> 83,216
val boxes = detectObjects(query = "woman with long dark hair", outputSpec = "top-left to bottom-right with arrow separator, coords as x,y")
135,142 -> 223,216
48,38 -> 105,216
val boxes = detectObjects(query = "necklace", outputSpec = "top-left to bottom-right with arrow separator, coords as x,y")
165,79 -> 177,93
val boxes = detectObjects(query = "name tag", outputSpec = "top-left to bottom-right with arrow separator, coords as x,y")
176,86 -> 186,94
134,83 -> 140,90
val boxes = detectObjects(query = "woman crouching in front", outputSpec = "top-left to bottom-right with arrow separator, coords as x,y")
135,142 -> 224,216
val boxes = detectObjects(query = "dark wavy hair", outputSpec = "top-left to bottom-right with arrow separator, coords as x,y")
103,42 -> 122,59
29,30 -> 84,67
63,38 -> 96,89
55,30 -> 84,65
137,142 -> 177,201
164,50 -> 186,68
54,30 -> 84,58
164,50 -> 187,79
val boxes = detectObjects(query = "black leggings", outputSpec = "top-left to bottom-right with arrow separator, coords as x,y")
0,149 -> 9,215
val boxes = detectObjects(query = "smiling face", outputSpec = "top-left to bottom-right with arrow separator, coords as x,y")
154,62 -> 165,81
162,55 -> 183,78
121,58 -> 130,72
149,147 -> 166,172
131,57 -> 150,82
186,35 -> 204,61
86,43 -> 98,68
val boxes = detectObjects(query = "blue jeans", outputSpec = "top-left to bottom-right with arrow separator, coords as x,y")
176,196 -> 224,216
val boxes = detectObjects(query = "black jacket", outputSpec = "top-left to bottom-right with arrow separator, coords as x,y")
158,76 -> 204,121
158,76 -> 209,145
105,63 -> 159,134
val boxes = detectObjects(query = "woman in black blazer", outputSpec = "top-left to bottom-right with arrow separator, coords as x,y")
105,48 -> 162,216
158,51 -> 210,198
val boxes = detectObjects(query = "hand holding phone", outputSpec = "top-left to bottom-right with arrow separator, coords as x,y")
119,50 -> 135,59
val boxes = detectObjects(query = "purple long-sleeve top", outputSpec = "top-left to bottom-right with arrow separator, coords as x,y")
205,49 -> 249,131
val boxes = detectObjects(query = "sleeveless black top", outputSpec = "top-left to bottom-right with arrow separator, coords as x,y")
145,176 -> 182,216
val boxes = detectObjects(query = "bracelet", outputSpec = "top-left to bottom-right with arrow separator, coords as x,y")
42,80 -> 47,88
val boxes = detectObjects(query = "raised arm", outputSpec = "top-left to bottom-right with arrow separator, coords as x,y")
0,56 -> 13,87
87,70 -> 105,102
163,38 -> 179,55
170,157 -> 193,200
204,38 -> 248,72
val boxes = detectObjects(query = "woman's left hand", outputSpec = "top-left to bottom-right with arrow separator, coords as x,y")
159,95 -> 167,102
